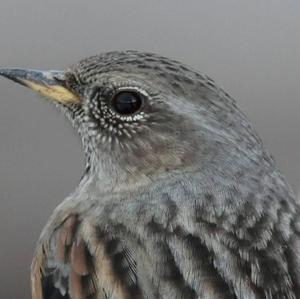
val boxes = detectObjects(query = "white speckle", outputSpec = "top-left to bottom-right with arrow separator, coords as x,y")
101,135 -> 107,143
123,129 -> 132,138
89,130 -> 98,136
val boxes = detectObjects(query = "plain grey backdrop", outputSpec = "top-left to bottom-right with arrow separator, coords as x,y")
0,0 -> 299,297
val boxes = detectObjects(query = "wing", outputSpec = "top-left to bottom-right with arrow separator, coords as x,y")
125,187 -> 299,299
31,202 -> 237,299
31,214 -> 143,299
31,185 -> 300,299
80,186 -> 299,299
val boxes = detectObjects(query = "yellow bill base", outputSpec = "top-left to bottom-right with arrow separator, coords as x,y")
24,80 -> 80,105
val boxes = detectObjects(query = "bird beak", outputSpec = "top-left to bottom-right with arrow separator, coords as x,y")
0,68 -> 80,105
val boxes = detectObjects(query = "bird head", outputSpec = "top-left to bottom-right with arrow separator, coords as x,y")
0,51 -> 265,190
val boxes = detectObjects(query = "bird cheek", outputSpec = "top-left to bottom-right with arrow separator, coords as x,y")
123,137 -> 181,175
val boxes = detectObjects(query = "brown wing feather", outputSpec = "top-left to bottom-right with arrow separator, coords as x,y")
56,215 -> 78,263
31,214 -> 141,299
69,270 -> 85,299
70,238 -> 90,276
31,246 -> 46,299
81,221 -> 142,299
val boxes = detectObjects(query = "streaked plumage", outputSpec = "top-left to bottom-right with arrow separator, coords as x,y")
1,51 -> 300,299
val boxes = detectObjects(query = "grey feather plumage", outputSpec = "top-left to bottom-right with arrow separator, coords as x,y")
2,51 -> 300,299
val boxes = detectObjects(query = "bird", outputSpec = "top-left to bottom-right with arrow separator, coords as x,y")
1,50 -> 300,299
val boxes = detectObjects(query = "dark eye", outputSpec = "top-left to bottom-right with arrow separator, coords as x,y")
111,91 -> 143,115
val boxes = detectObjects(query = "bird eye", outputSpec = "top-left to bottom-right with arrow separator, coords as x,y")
111,91 -> 143,115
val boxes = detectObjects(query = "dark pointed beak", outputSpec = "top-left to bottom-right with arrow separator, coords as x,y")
0,68 -> 80,104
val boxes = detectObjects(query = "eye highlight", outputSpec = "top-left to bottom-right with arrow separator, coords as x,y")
111,90 -> 143,115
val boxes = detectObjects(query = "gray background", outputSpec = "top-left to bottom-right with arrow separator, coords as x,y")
0,1 -> 299,298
